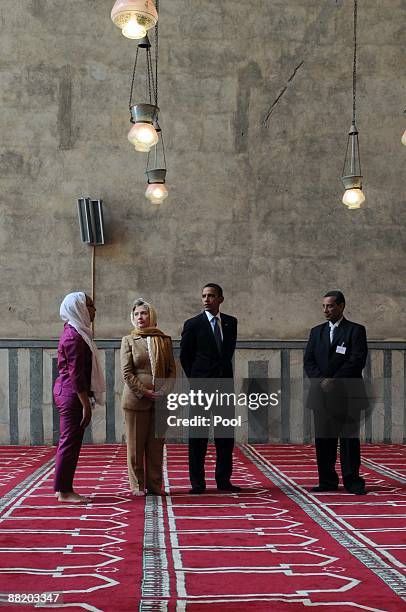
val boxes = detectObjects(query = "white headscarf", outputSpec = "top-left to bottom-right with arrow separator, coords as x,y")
60,292 -> 106,405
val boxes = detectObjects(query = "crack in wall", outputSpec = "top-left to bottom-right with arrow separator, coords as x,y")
262,0 -> 342,126
263,60 -> 304,126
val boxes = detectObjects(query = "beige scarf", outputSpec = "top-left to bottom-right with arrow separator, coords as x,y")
130,303 -> 172,382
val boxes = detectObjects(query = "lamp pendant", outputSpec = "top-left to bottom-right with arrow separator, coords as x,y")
341,0 -> 365,209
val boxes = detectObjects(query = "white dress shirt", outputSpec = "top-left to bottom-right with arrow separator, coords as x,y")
329,316 -> 343,343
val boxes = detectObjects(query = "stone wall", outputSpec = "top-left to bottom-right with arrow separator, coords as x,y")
1,0 -> 405,341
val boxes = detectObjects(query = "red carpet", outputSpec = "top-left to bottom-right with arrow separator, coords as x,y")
0,445 -> 145,610
0,443 -> 405,610
0,446 -> 56,497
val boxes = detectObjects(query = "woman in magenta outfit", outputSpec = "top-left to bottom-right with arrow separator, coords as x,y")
53,292 -> 105,503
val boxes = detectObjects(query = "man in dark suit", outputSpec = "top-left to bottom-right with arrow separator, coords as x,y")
180,283 -> 241,494
304,291 -> 368,495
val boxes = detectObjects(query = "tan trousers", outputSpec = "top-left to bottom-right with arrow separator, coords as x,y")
124,409 -> 164,493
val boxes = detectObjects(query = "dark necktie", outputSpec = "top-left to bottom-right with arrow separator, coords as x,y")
212,317 -> 222,353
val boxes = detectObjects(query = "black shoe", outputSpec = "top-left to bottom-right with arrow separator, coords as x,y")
311,485 -> 338,492
189,487 -> 206,494
345,487 -> 367,495
217,483 -> 242,492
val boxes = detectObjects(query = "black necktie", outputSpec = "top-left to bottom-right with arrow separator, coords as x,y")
212,317 -> 222,353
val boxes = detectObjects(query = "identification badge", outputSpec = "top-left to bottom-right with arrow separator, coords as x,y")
336,345 -> 346,354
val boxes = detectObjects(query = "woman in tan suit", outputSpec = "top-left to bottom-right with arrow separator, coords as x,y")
121,298 -> 176,496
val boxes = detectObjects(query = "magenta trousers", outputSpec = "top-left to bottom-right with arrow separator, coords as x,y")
54,393 -> 84,493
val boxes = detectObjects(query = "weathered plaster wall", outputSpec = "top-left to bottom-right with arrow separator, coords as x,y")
1,0 -> 405,340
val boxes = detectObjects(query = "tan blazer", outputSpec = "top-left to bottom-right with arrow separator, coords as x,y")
120,334 -> 176,411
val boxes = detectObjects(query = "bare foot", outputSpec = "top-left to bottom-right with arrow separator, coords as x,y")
57,492 -> 91,504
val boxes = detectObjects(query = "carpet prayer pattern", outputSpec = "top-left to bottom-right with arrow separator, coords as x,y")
0,445 -> 144,611
0,447 -> 56,499
0,444 -> 405,611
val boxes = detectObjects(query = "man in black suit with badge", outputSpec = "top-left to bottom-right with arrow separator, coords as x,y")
304,291 -> 368,495
180,283 -> 241,494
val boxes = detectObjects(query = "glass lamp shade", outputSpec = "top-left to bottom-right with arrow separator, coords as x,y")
111,0 -> 158,39
402,129 -> 406,146
128,123 -> 158,152
145,182 -> 168,203
342,188 -> 365,209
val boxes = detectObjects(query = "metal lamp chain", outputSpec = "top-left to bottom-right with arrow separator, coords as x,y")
352,0 -> 357,125
146,48 -> 153,103
155,0 -> 159,106
129,47 -> 139,108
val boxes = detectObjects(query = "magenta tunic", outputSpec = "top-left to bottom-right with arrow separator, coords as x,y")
53,324 -> 92,493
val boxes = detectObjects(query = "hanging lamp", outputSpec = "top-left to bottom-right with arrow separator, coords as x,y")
143,2 -> 168,203
341,0 -> 365,209
145,130 -> 168,203
127,34 -> 159,153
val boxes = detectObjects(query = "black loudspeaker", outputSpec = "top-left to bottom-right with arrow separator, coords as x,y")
77,197 -> 105,245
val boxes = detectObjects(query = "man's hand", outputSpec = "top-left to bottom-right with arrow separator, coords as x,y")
80,406 -> 92,429
320,378 -> 334,391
